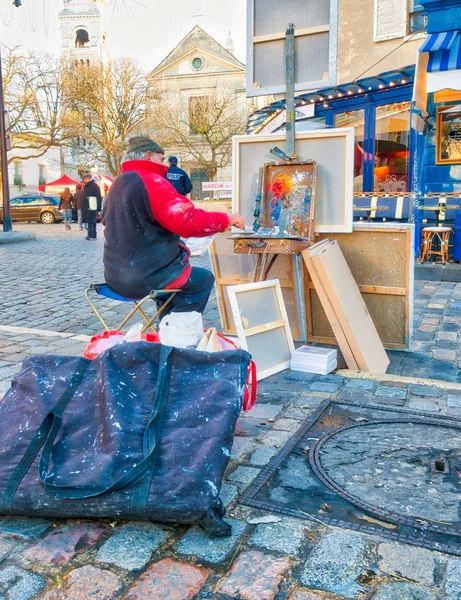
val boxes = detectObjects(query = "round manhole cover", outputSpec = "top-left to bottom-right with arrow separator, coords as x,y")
309,419 -> 461,535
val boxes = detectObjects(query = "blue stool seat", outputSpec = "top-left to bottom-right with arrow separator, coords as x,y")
84,283 -> 181,333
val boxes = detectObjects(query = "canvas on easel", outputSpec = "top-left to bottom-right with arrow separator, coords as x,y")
263,161 -> 316,240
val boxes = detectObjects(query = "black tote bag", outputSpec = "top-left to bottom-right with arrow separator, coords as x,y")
0,342 -> 251,536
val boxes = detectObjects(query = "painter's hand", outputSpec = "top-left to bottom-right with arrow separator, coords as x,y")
229,213 -> 246,229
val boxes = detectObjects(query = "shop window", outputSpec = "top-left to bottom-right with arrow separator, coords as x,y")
38,164 -> 47,186
374,102 -> 411,193
335,110 -> 365,193
409,0 -> 425,33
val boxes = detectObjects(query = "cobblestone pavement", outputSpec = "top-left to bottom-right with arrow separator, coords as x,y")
1,224 -> 461,598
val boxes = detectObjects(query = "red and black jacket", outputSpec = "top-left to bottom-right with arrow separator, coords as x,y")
102,160 -> 229,299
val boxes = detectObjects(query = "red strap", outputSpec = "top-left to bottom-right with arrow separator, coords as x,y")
243,360 -> 257,412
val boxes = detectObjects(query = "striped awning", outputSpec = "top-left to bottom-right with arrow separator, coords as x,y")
419,31 -> 458,53
421,31 -> 461,73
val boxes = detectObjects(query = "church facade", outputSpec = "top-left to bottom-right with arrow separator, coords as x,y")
147,26 -> 251,201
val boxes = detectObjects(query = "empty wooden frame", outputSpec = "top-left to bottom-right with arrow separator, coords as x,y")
227,280 -> 295,380
232,128 -> 354,233
304,223 -> 414,350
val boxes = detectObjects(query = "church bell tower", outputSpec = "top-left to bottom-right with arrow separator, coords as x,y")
59,0 -> 109,65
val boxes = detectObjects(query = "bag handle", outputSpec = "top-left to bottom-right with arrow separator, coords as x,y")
242,360 -> 257,412
38,345 -> 173,499
0,358 -> 90,513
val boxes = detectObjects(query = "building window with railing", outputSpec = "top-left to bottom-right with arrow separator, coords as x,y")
13,160 -> 23,188
38,163 -> 47,186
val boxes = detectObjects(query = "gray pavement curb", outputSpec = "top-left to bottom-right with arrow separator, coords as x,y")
0,231 -> 36,244
337,368 -> 461,390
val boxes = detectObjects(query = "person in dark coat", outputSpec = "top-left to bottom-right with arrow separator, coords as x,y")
81,173 -> 102,240
73,183 -> 84,230
166,156 -> 193,196
102,136 -> 245,313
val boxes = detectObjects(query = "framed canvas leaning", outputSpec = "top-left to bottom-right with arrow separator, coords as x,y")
227,280 -> 295,381
232,128 -> 354,233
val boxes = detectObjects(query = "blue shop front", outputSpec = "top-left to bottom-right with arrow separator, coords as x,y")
246,0 -> 461,259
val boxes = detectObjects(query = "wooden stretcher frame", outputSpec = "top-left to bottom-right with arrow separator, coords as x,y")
232,128 -> 354,233
209,234 -> 306,340
304,223 -> 414,350
227,279 -> 295,381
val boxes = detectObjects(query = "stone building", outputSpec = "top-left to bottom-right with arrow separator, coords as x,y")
59,0 -> 109,66
147,26 -> 250,201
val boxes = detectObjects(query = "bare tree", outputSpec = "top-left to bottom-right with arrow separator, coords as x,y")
2,45 -> 69,164
61,57 -> 152,177
147,85 -> 248,184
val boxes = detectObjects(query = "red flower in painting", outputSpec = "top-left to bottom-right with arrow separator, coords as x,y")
268,174 -> 295,199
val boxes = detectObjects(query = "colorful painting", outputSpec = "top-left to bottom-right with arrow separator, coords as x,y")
436,105 -> 461,165
263,162 -> 316,240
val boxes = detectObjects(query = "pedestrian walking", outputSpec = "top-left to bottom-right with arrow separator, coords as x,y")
73,182 -> 84,230
166,156 -> 193,196
59,187 -> 74,230
81,174 -> 102,241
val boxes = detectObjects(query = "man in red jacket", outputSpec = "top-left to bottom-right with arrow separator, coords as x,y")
102,136 -> 245,314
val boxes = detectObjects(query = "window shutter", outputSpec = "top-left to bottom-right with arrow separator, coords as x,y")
374,0 -> 407,42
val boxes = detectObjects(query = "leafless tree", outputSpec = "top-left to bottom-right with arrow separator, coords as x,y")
2,45 -> 69,164
61,57 -> 153,177
147,84 -> 248,184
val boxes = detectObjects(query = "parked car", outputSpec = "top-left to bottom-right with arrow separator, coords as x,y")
0,195 -> 64,224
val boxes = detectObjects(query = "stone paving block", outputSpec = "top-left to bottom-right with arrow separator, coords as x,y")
418,324 -> 437,332
287,590 -> 339,600
0,537 -> 14,564
437,331 -> 458,341
375,386 -> 407,400
447,394 -> 461,408
337,389 -> 374,403
273,418 -> 302,431
248,517 -> 308,554
407,398 -> 442,413
372,581 -> 438,600
95,522 -> 171,571
0,565 -> 46,600
177,518 -> 247,564
215,550 -> 291,600
413,331 -> 435,341
249,446 -> 279,466
345,379 -> 376,391
445,557 -> 461,599
219,483 -> 238,507
244,404 -> 282,420
258,428 -> 293,447
124,558 -> 210,600
377,542 -> 435,586
308,382 -> 339,394
230,437 -> 254,460
227,466 -> 260,486
441,322 -> 459,331
408,384 -> 442,398
0,517 -> 53,539
299,532 -> 370,599
24,523 -> 105,563
421,318 -> 439,325
40,565 -> 122,600
433,349 -> 457,361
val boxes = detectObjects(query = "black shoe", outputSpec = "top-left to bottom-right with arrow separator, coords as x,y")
85,236 -> 91,240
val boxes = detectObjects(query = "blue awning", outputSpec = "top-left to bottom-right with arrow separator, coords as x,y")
419,31 -> 458,53
427,31 -> 461,72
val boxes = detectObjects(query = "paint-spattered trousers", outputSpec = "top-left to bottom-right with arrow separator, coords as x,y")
158,267 -> 215,315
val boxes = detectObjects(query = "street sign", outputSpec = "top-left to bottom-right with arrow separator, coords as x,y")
201,182 -> 232,191
246,0 -> 338,97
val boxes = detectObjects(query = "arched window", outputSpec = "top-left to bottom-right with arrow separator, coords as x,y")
75,29 -> 90,48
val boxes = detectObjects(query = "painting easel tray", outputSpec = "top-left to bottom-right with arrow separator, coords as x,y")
233,236 -> 310,255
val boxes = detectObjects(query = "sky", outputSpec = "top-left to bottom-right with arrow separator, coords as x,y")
0,0 -> 247,69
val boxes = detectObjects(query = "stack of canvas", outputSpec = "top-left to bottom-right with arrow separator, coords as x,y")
302,240 -> 389,374
291,345 -> 337,375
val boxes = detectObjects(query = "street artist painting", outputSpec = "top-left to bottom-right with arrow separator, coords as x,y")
102,136 -> 245,313
263,161 -> 316,239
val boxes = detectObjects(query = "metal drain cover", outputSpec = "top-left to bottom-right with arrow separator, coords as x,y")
240,400 -> 461,555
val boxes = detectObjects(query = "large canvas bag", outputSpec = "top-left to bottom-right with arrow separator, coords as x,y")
0,343 -> 251,536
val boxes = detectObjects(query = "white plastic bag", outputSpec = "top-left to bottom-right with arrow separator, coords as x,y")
158,311 -> 204,349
